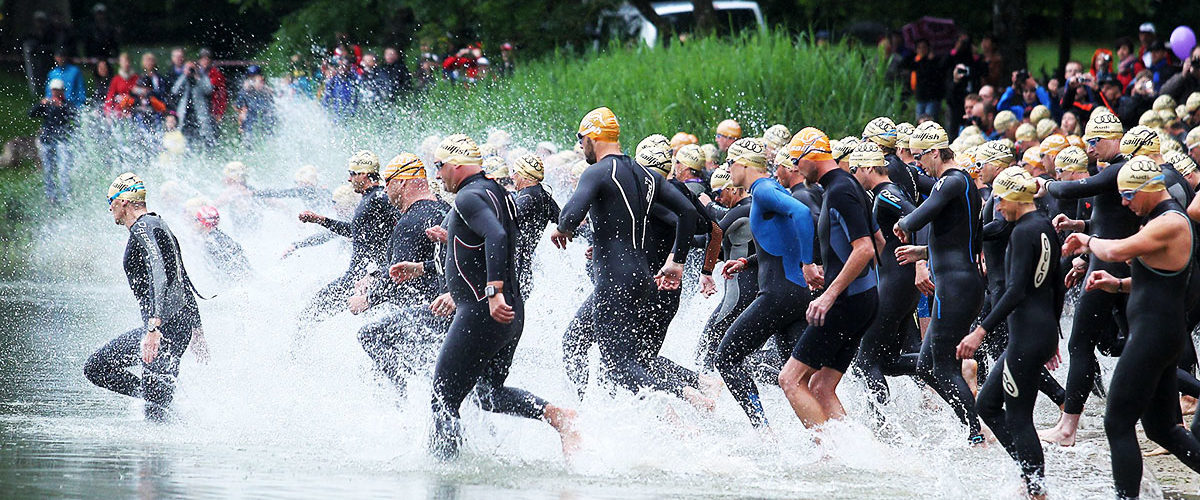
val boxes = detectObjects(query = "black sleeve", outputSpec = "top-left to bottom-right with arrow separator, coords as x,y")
899,174 -> 963,234
979,224 -> 1043,332
877,185 -> 917,220
293,230 -> 336,249
456,190 -> 510,284
319,215 -> 354,238
913,166 -> 938,196
134,225 -> 171,320
981,219 -> 1012,241
255,187 -> 309,199
545,193 -> 561,227
1047,162 -> 1118,200
654,174 -> 699,263
558,166 -> 601,234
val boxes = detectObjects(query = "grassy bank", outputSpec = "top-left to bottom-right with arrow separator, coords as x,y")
410,30 -> 902,145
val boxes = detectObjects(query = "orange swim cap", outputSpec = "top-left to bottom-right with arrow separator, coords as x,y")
787,127 -> 833,162
579,107 -> 620,143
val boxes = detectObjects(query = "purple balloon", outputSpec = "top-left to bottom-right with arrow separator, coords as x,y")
1171,26 -> 1196,61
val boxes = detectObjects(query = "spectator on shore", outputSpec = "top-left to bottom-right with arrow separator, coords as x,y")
997,72 -> 1052,120
980,36 -> 1004,87
83,3 -> 120,60
139,52 -> 170,103
105,53 -> 138,115
903,39 -> 950,122
947,64 -> 979,136
1117,72 -> 1157,128
235,66 -> 276,142
417,42 -> 441,89
169,48 -> 187,81
1116,37 -> 1143,89
1138,23 -> 1157,67
1161,46 -> 1200,103
1146,41 -> 1178,90
45,48 -> 86,108
498,43 -> 516,78
196,48 -> 228,124
30,79 -> 77,205
358,53 -> 384,104
92,59 -> 112,106
171,59 -> 216,146
1090,49 -> 1114,80
378,47 -> 412,102
322,57 -> 359,120
285,54 -> 318,98
119,79 -> 167,133
22,11 -> 57,97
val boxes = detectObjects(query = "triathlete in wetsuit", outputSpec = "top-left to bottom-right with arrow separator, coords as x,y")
1039,111 -> 1135,444
551,109 -> 703,406
959,167 -> 1063,498
193,205 -> 252,281
849,142 -> 920,408
253,165 -> 329,211
428,135 -> 576,459
511,153 -> 561,301
297,151 -> 399,324
1063,158 -> 1200,498
697,172 -> 758,370
895,121 -> 986,444
714,138 -> 813,427
86,173 -> 204,421
782,130 -> 880,428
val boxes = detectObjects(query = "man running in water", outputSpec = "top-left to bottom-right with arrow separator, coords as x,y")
848,141 -> 920,411
1062,157 -> 1200,498
779,127 -> 881,428
1038,109 -> 1133,445
427,134 -> 578,459
551,107 -> 708,408
510,152 -> 560,301
297,150 -> 399,325
894,121 -> 986,444
86,173 -> 205,421
716,137 -> 814,427
354,153 -> 451,392
958,167 -> 1063,499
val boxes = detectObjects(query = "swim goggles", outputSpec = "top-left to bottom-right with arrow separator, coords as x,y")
1118,174 -> 1165,201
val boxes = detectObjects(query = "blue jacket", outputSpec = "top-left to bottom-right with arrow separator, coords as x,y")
996,85 -> 1054,121
45,65 -> 86,107
322,73 -> 359,118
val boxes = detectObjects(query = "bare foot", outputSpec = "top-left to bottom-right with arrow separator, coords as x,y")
683,386 -> 716,412
1182,395 -> 1197,416
543,405 -> 582,458
699,374 -> 726,401
1038,428 -> 1077,447
1143,445 -> 1170,457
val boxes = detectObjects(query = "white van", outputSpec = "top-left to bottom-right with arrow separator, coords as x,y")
597,1 -> 766,48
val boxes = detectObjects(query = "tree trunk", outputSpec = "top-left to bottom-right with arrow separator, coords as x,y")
693,0 -> 715,37
993,0 -> 1028,76
631,0 -> 671,47
1056,0 -> 1074,78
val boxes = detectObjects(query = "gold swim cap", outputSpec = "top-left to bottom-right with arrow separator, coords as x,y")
1159,108 -> 1177,126
1166,150 -> 1199,176
108,172 -> 146,204
1067,134 -> 1085,150
1187,92 -> 1200,113
1015,123 -> 1037,142
1138,109 -> 1163,129
977,140 -> 1015,168
717,119 -> 742,139
435,134 -> 483,167
1120,125 -> 1161,156
832,136 -> 861,162
347,150 -> 380,174
701,143 -> 720,163
993,166 -> 1038,203
895,122 -> 915,149
787,127 -> 833,162
1041,134 -> 1069,157
1055,146 -> 1089,173
1188,127 -> 1200,150
863,117 -> 898,148
1153,94 -> 1177,112
512,152 -> 546,181
728,137 -> 768,170
850,141 -> 886,171
579,107 -> 620,143
332,184 -> 361,209
1161,132 -> 1183,154
1036,119 -> 1057,140
1117,155 -> 1166,192
1030,105 -> 1051,125
675,143 -> 706,172
224,161 -> 247,180
295,165 -> 319,185
482,156 -> 508,179
762,124 -> 792,150
383,153 -> 426,181
1084,110 -> 1124,140
710,166 -> 734,191
909,121 -> 949,150
993,111 -> 1018,133
636,134 -> 673,177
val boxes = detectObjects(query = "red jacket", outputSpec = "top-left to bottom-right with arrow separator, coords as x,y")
105,73 -> 139,114
205,66 -> 228,121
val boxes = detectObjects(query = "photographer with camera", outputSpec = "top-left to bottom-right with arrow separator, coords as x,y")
1062,60 -> 1104,117
997,70 -> 1054,121
1162,46 -> 1200,103
170,54 -> 216,147
947,63 -> 979,138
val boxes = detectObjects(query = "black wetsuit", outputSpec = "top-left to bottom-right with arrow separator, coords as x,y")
513,183 -> 561,301
201,227 -> 251,281
697,198 -> 758,369
1105,200 -> 1200,498
714,177 -> 813,427
429,173 -> 548,458
358,198 -> 451,391
85,213 -> 201,420
975,210 -> 1063,497
557,154 -> 698,398
792,168 -> 879,373
886,153 -> 925,206
854,181 -> 920,406
897,167 -> 986,442
300,185 -> 399,323
640,200 -> 701,390
790,182 -> 823,264
254,185 -> 330,212
1046,158 -> 1139,415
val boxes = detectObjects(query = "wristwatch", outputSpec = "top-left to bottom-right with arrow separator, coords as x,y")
485,284 -> 501,298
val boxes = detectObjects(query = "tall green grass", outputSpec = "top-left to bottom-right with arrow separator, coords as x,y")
410,30 -> 902,146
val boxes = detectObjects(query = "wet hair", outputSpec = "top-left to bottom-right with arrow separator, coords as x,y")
938,148 -> 955,162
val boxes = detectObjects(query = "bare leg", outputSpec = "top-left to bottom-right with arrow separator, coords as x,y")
1038,412 -> 1080,447
778,357 -> 826,427
809,368 -> 846,421
543,404 -> 581,458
